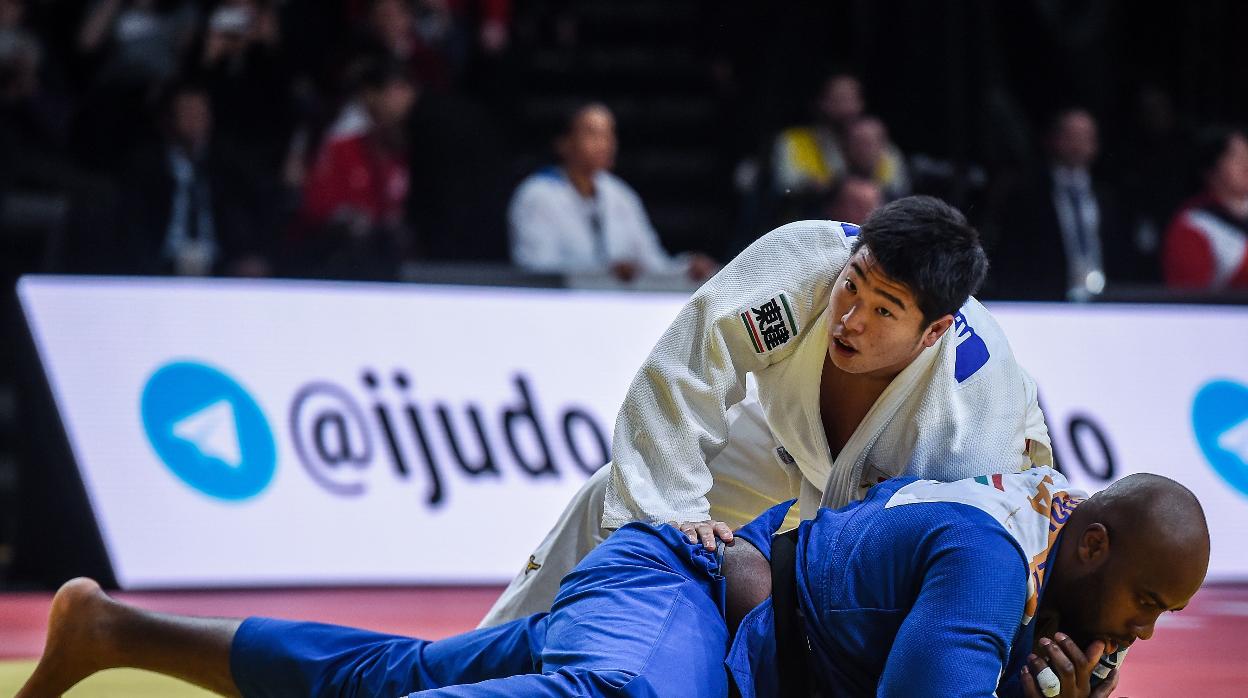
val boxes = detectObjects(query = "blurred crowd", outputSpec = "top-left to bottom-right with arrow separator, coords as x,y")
1,0 -> 1246,300
2,0 -> 516,282
752,72 -> 1248,300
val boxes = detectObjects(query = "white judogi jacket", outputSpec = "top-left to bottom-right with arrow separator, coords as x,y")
603,219 -> 1054,528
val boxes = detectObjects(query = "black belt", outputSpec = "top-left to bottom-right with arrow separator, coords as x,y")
771,528 -> 813,697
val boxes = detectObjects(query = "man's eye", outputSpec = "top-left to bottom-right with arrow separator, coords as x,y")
845,279 -> 856,293
877,307 -> 892,317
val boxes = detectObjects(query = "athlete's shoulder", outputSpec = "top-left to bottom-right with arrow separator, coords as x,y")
884,468 -> 1078,508
722,221 -> 856,312
767,218 -> 859,236
885,468 -> 1084,555
750,219 -> 858,257
943,294 -> 1028,387
720,221 -> 855,314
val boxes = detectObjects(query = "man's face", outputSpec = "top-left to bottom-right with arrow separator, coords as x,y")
827,246 -> 949,378
371,0 -> 413,44
818,75 -> 864,128
1050,111 -> 1099,169
369,79 -> 416,128
1055,530 -> 1204,654
172,91 -> 212,148
827,179 -> 882,225
0,0 -> 25,29
560,106 -> 617,174
845,118 -> 887,173
1211,133 -> 1248,198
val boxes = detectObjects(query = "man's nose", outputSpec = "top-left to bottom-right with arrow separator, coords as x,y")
841,304 -> 866,333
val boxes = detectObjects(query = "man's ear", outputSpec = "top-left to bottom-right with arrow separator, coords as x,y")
921,315 -> 954,348
1078,523 -> 1110,565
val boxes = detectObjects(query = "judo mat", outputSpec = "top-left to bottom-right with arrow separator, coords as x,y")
1,584 -> 1245,696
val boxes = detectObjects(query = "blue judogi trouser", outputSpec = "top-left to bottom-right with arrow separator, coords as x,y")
230,524 -> 731,697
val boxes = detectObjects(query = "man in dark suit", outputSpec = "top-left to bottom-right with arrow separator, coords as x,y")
992,108 -> 1138,301
117,80 -> 273,277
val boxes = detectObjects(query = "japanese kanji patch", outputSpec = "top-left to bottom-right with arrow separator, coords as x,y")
739,292 -> 798,353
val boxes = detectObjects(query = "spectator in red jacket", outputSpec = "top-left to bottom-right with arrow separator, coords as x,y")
295,60 -> 415,279
1162,126 -> 1248,290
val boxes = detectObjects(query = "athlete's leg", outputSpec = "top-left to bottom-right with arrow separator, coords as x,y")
17,578 -> 241,697
18,578 -> 549,698
417,525 -> 732,698
231,614 -> 546,697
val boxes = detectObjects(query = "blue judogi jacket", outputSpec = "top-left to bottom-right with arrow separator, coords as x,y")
727,475 -> 1058,697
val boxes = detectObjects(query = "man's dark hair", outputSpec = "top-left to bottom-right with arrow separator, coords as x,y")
852,196 -> 989,325
1190,124 -> 1246,192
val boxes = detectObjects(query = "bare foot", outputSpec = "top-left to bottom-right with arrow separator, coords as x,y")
17,578 -> 120,697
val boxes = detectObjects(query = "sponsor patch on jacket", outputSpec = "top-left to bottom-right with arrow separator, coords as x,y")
739,292 -> 799,353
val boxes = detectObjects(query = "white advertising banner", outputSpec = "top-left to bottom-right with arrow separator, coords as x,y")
18,277 -> 687,588
17,277 -> 1248,586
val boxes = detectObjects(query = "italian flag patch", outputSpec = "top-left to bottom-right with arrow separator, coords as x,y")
973,474 -> 1006,491
740,292 -> 798,353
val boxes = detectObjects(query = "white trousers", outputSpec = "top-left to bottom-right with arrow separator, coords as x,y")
479,388 -> 810,627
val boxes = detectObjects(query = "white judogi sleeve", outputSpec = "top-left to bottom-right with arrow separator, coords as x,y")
602,220 -> 854,527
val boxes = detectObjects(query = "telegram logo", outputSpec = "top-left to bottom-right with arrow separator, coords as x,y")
1192,380 -> 1248,498
141,361 -> 276,501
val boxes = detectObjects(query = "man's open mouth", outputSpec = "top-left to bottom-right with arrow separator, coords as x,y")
833,337 -> 858,354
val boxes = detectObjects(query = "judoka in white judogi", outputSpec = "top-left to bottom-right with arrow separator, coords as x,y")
482,218 -> 1053,626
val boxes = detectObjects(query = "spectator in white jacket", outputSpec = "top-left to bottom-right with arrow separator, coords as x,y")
508,102 -> 717,282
